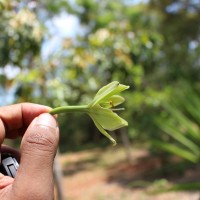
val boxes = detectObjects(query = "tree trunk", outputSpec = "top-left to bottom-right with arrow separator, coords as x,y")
120,128 -> 133,163
54,150 -> 65,200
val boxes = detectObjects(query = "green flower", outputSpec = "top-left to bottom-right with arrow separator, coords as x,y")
87,81 -> 129,145
50,81 -> 129,145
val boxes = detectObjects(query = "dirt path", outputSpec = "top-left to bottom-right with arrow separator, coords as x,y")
57,147 -> 200,200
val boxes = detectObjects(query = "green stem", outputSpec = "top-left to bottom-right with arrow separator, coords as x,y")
49,105 -> 89,115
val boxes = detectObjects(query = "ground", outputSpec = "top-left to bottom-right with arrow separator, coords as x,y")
56,146 -> 200,200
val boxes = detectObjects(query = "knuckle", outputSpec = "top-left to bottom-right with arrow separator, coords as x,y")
22,125 -> 57,154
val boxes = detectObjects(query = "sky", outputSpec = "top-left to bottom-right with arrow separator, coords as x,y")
125,0 -> 148,4
41,0 -> 149,60
41,12 -> 81,60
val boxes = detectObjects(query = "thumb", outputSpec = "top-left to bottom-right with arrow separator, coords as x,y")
12,113 -> 59,200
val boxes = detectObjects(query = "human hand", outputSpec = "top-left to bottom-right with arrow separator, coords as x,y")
0,103 -> 59,200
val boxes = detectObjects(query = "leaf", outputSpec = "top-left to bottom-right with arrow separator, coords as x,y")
152,140 -> 199,163
157,121 -> 200,156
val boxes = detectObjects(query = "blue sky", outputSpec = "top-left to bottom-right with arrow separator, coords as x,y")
41,0 -> 149,60
41,10 -> 87,60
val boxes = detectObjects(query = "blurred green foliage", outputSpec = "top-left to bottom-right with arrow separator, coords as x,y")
154,82 -> 200,163
0,0 -> 200,158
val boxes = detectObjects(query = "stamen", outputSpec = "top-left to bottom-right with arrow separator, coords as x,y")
111,108 -> 125,111
109,101 -> 114,107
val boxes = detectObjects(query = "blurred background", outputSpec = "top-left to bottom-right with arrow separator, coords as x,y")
1,0 -> 200,199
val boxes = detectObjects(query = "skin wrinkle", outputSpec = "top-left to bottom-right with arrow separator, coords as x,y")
22,125 -> 57,155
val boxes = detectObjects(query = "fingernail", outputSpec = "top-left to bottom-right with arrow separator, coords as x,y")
36,113 -> 57,129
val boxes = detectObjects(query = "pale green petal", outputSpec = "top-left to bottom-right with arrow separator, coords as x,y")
100,95 -> 125,108
88,105 -> 128,131
89,115 -> 117,145
94,81 -> 119,99
90,81 -> 119,106
89,81 -> 129,107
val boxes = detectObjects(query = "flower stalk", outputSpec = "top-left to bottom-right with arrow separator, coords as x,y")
49,81 -> 129,145
50,105 -> 89,114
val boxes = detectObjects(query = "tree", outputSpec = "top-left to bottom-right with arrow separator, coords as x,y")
149,0 -> 200,82
2,0 -> 199,150
0,0 -> 166,146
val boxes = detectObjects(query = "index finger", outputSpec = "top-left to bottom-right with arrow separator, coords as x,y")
0,103 -> 51,143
